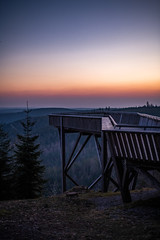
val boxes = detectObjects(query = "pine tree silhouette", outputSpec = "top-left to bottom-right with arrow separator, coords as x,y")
0,124 -> 12,200
14,106 -> 45,199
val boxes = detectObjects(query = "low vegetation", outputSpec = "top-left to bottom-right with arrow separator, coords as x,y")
0,188 -> 159,240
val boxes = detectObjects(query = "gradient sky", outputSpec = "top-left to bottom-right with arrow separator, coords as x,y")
0,0 -> 160,108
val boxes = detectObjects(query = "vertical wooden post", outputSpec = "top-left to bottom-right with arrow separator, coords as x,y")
106,132 -> 131,203
121,164 -> 132,203
101,131 -> 107,192
60,116 -> 66,193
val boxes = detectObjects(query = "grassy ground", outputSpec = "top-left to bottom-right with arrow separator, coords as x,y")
0,189 -> 160,240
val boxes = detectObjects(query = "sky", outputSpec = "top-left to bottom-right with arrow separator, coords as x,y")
0,0 -> 160,108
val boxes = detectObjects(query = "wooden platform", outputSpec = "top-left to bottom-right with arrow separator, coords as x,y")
49,112 -> 160,203
49,111 -> 160,132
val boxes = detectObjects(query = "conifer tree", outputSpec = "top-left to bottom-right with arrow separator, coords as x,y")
0,124 -> 12,200
14,106 -> 45,199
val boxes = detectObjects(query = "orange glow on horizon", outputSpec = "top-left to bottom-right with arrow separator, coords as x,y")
0,78 -> 159,98
1,43 -> 160,102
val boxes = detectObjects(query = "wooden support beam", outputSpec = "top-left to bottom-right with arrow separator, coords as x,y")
88,174 -> 102,189
139,168 -> 160,190
106,132 -> 131,203
104,157 -> 113,173
94,135 -> 102,169
60,117 -> 66,193
65,133 -> 81,172
110,176 -> 119,190
122,165 -> 132,202
66,173 -> 79,187
104,163 -> 113,191
103,157 -> 119,191
66,134 -> 91,171
128,170 -> 138,190
101,131 -> 108,192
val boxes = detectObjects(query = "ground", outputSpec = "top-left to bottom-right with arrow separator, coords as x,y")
0,188 -> 160,240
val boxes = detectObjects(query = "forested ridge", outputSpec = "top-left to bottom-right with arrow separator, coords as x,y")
1,106 -> 160,196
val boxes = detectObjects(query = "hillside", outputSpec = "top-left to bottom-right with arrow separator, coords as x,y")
0,188 -> 160,240
0,106 -> 160,196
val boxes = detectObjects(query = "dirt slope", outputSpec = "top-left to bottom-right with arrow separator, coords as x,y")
0,188 -> 160,240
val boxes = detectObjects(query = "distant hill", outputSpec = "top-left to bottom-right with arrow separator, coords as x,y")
0,108 -> 25,114
111,106 -> 160,117
1,106 -> 160,124
0,107 -> 78,124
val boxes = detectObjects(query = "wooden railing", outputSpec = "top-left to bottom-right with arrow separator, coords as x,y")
105,129 -> 160,203
106,130 -> 160,163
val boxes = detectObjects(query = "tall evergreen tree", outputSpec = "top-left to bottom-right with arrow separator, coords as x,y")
0,124 -> 12,200
14,107 -> 45,199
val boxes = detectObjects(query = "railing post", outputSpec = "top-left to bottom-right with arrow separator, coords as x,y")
101,131 -> 107,192
60,116 -> 66,193
106,132 -> 131,203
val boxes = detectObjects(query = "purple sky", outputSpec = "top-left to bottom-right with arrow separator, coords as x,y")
0,0 -> 160,108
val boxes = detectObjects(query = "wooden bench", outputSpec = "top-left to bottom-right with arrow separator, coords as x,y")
105,129 -> 160,203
